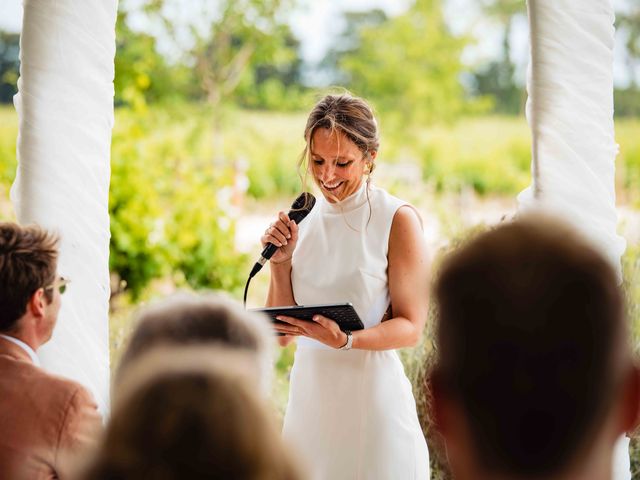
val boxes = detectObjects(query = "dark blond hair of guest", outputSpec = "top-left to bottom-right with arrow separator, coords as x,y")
0,222 -> 59,332
115,292 -> 273,392
298,91 -> 380,221
78,347 -> 303,480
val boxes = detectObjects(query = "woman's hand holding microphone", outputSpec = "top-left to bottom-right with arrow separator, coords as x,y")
261,210 -> 299,265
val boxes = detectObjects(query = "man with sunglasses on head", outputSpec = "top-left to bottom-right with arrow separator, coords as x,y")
0,222 -> 102,479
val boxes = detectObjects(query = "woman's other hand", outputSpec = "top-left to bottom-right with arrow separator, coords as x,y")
274,315 -> 348,349
261,211 -> 299,265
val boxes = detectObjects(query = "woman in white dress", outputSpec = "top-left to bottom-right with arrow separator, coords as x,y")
262,93 -> 430,480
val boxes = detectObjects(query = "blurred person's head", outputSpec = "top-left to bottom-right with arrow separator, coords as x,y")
300,92 -> 379,203
78,348 -> 302,480
0,222 -> 65,348
116,293 -> 273,391
430,214 -> 640,480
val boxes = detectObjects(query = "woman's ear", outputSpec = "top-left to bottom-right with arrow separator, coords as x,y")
369,150 -> 377,162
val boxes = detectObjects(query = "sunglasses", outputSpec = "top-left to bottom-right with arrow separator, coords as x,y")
44,276 -> 70,295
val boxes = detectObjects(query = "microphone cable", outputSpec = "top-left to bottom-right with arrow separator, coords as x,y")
242,192 -> 316,308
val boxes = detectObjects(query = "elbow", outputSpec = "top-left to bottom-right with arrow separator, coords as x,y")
405,327 -> 423,348
405,320 -> 426,348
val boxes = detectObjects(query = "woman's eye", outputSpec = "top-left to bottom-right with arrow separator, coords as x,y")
312,159 -> 323,165
337,162 -> 352,168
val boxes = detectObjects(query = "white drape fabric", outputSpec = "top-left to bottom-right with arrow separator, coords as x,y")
519,0 -> 626,278
11,0 -> 117,416
519,0 -> 630,477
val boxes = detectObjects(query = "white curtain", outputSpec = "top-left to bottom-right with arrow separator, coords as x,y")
519,0 -> 629,477
11,0 -> 117,416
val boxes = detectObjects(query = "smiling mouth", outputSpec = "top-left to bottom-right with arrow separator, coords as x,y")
321,181 -> 344,191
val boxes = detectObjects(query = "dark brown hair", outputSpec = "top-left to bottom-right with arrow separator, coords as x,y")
80,349 -> 302,480
432,214 -> 627,477
0,222 -> 59,332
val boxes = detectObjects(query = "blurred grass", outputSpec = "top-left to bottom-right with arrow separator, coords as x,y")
2,105 -> 640,201
5,105 -> 640,203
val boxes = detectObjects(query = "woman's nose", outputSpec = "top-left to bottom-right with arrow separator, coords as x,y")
318,163 -> 334,180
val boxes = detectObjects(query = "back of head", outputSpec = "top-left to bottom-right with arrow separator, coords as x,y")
81,348 -> 302,480
117,292 -> 272,387
433,214 -> 627,477
0,222 -> 59,333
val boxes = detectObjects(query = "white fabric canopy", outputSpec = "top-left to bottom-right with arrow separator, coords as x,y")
519,0 -> 629,476
11,0 -> 117,416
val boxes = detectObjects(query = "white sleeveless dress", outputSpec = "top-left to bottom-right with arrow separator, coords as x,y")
283,182 -> 430,480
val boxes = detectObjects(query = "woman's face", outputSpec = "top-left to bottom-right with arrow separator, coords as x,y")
310,128 -> 374,203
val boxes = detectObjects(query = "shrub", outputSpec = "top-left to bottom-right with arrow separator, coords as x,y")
109,105 -> 247,298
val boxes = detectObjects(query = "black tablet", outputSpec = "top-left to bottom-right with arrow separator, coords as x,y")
251,302 -> 364,332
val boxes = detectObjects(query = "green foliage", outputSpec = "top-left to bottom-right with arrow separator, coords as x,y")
0,32 -> 19,104
114,10 -> 194,109
109,114 -> 167,295
234,24 -> 309,111
0,107 -> 17,219
616,119 -> 640,208
221,110 -> 306,199
470,0 -> 527,115
615,88 -> 640,118
416,116 -> 532,196
623,244 -> 640,351
113,1 -> 309,112
0,107 -> 17,186
470,61 -> 524,115
337,0 -> 476,126
109,105 -> 247,298
2,105 -> 640,299
138,0 -> 297,112
616,7 -> 640,90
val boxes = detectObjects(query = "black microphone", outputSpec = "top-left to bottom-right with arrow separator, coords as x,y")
249,192 -> 316,278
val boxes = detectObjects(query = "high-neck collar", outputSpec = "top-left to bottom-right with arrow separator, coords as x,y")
320,180 -> 370,214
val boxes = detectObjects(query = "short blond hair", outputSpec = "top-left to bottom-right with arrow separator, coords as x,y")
117,292 -> 273,390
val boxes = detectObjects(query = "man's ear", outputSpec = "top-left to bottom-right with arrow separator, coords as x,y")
620,365 -> 640,435
28,288 -> 47,319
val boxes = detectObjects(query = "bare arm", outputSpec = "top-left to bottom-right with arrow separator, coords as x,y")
264,210 -> 299,307
266,261 -> 296,307
351,206 -> 429,349
263,211 -> 300,346
275,206 -> 430,350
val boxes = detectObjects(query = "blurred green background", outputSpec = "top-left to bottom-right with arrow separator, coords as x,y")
1,0 -> 640,478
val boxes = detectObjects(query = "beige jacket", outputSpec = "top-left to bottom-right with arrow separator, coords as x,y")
0,337 -> 102,479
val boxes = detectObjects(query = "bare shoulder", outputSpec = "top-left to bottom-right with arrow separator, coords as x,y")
388,205 -> 428,269
390,205 -> 423,238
